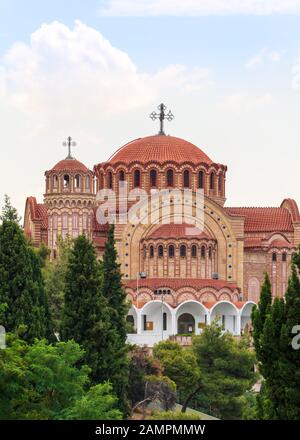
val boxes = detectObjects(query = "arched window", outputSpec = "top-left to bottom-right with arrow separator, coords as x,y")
210,173 -> 215,191
53,175 -> 58,188
98,172 -> 104,190
272,253 -> 277,262
282,253 -> 287,262
166,169 -> 174,187
201,246 -> 206,259
72,213 -> 79,229
83,213 -> 88,230
168,245 -> 175,258
63,174 -> 70,188
163,312 -> 167,331
86,175 -> 90,190
248,277 -> 260,303
75,174 -> 81,189
180,245 -> 186,258
119,170 -> 125,182
150,169 -> 157,187
108,172 -> 113,189
134,170 -> 141,187
208,247 -> 212,259
150,245 -> 154,258
183,170 -> 190,188
158,245 -> 164,258
218,175 -> 222,193
191,245 -> 197,258
52,213 -> 58,230
198,171 -> 204,189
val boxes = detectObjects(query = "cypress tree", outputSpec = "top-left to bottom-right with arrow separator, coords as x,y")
279,264 -> 300,419
259,298 -> 286,419
100,225 -> 129,413
0,196 -> 53,342
60,235 -> 116,382
251,273 -> 272,359
101,225 -> 129,341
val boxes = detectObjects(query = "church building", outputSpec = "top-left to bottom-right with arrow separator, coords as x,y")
24,104 -> 300,346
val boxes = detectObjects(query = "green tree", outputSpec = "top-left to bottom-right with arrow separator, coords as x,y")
251,273 -> 272,359
0,335 -> 90,419
153,340 -> 201,405
0,194 -> 21,223
44,236 -> 73,332
101,225 -> 129,340
252,251 -> 300,420
60,383 -> 122,420
128,346 -> 162,407
0,197 -> 53,342
100,225 -> 129,412
258,298 -> 286,419
61,235 -> 114,378
277,264 -> 300,420
192,322 -> 256,419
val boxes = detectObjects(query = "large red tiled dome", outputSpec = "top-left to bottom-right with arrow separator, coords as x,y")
51,158 -> 88,173
108,135 -> 213,165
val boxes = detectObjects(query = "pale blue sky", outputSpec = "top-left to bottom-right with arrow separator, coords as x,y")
0,1 -> 300,216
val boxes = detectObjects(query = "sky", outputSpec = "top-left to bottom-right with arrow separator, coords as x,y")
0,0 -> 300,218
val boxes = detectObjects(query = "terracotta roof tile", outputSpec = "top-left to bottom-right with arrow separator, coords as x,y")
50,158 -> 88,173
148,223 -> 212,240
225,207 -> 293,233
106,135 -> 215,166
125,278 -> 239,292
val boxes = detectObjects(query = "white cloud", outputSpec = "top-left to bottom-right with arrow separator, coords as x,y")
98,0 -> 300,16
0,20 -> 211,123
219,93 -> 273,112
245,48 -> 283,69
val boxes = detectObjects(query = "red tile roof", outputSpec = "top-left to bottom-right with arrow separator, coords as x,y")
36,204 -> 48,229
268,239 -> 294,249
125,278 -> 239,292
50,158 -> 88,173
26,197 -> 48,230
131,300 -> 248,310
106,135 -> 215,166
225,207 -> 294,233
148,223 -> 212,240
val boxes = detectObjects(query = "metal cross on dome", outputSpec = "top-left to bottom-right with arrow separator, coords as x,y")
63,136 -> 76,159
150,103 -> 174,135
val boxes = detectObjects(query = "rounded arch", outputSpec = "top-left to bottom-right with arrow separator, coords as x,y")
210,300 -> 239,315
241,301 -> 256,315
140,300 -> 174,315
175,300 -> 208,316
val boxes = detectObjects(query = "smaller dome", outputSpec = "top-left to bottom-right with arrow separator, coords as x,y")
51,158 -> 88,173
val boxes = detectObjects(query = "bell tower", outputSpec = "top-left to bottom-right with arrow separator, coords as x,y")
44,137 -> 96,257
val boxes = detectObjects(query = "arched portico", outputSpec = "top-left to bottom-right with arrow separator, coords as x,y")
127,304 -> 138,333
175,300 -> 208,335
140,300 -> 174,340
210,301 -> 240,335
240,301 -> 256,334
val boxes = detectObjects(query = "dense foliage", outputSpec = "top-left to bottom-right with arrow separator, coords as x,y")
252,251 -> 300,420
0,335 -> 120,420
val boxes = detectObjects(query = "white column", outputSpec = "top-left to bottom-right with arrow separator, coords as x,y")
136,310 -> 142,335
171,311 -> 177,335
206,312 -> 211,326
236,313 -> 241,336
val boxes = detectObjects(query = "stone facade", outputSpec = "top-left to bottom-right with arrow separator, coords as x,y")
24,132 -> 300,343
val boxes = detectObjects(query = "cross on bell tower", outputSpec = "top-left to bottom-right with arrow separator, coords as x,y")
150,103 -> 174,135
63,136 -> 76,159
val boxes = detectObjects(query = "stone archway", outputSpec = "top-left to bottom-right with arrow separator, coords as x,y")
177,313 -> 195,334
